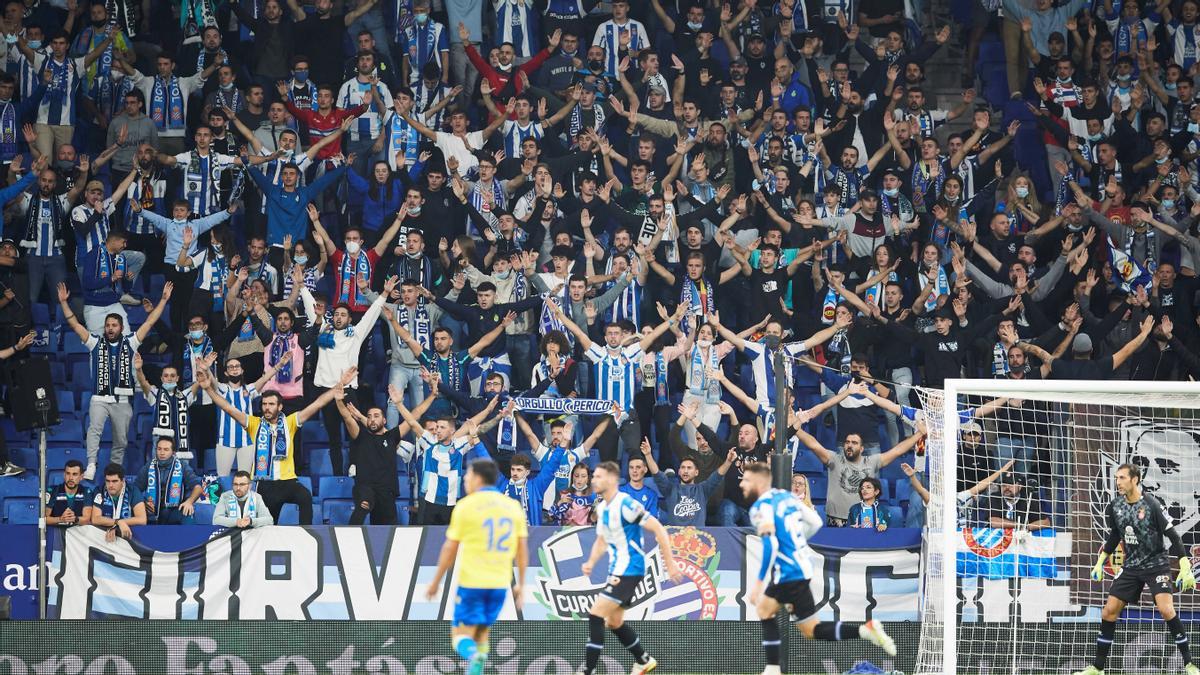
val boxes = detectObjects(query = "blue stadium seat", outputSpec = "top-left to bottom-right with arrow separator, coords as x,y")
219,475 -> 233,493
397,476 -> 413,500
46,446 -> 88,469
46,424 -> 84,446
194,502 -> 216,525
9,447 -> 35,468
199,448 -> 217,472
296,476 -> 313,495
887,505 -> 904,526
49,362 -> 66,386
323,498 -> 354,525
792,451 -> 825,474
31,303 -> 49,327
0,473 -> 41,498
4,497 -> 39,524
70,362 -> 91,386
277,503 -> 300,525
815,504 -> 826,523
308,448 -> 332,477
318,476 -> 353,500
301,424 -> 329,444
394,500 -> 410,525
879,452 -> 912,483
804,473 -> 828,504
895,478 -> 913,505
56,391 -> 75,414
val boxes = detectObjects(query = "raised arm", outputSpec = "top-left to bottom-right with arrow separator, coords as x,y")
878,423 -> 926,468
134,282 -> 173,343
56,283 -> 91,342
548,300 -> 592,351
465,312 -> 516,357
297,368 -> 358,424
197,369 -> 248,429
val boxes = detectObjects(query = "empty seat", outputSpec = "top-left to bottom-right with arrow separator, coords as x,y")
323,499 -> 355,525
277,503 -> 300,525
792,451 -> 825,474
307,448 -> 333,477
3,497 -> 40,524
318,476 -> 354,500
194,502 -> 216,525
0,473 -> 41,498
804,473 -> 828,503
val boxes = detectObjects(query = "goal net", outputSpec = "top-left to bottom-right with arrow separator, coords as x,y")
914,379 -> 1200,675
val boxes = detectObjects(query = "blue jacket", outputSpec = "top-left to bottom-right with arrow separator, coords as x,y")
346,161 -> 425,232
80,246 -> 123,306
249,164 -> 347,246
847,499 -> 895,529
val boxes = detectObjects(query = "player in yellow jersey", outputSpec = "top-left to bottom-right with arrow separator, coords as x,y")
426,457 -> 529,675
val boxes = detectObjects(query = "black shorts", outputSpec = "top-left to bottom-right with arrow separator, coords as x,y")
765,579 -> 818,621
600,575 -> 643,608
1109,566 -> 1174,605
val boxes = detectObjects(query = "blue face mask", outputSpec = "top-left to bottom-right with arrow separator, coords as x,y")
3,35 -> 15,45
162,381 -> 177,392
1190,122 -> 1200,134
1015,186 -> 1029,198
883,187 -> 899,197
1088,132 -> 1104,141
28,39 -> 41,49
415,12 -> 428,23
188,329 -> 205,340
1156,157 -> 1168,165
293,69 -> 309,83
293,255 -> 308,266
1166,82 -> 1179,92
1162,199 -> 1176,210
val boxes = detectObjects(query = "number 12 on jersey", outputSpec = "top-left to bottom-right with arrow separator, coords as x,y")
483,517 -> 513,552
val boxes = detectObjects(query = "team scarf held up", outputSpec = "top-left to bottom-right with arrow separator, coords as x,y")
388,112 -> 420,168
0,99 -> 17,160
268,331 -> 295,383
153,387 -> 190,455
687,343 -> 721,404
396,300 -> 432,351
95,247 -> 123,288
679,276 -> 714,335
920,265 -> 950,312
145,456 -> 185,510
150,74 -> 186,131
337,249 -> 372,307
253,415 -> 289,479
653,351 -> 670,405
911,159 -> 945,212
94,337 -> 135,397
821,285 -> 843,325
567,102 -> 606,141
181,335 -> 214,384
180,0 -> 218,40
862,267 -> 899,308
539,291 -> 569,341
41,56 -> 73,110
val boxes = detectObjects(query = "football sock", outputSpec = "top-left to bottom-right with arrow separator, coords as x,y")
453,635 -> 477,661
1094,619 -> 1117,670
814,621 -> 861,641
584,615 -> 605,674
613,624 -> 648,664
1168,616 -> 1192,665
761,618 -> 782,666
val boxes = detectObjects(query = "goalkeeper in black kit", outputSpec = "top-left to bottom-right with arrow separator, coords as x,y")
1073,463 -> 1197,675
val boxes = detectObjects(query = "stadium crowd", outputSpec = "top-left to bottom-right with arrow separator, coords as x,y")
0,0 -> 1197,533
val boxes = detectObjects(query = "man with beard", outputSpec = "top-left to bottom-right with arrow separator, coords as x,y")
45,459 -> 89,525
211,470 -> 274,528
334,385 -> 421,525
431,279 -> 545,393
155,125 -> 237,217
122,51 -> 224,156
210,354 -> 294,476
200,367 -> 355,524
60,281 -> 173,481
9,156 -> 66,312
104,90 -> 157,185
134,437 -> 204,524
337,52 -> 392,170
395,315 -> 513,417
643,437 -> 734,527
792,422 -> 926,526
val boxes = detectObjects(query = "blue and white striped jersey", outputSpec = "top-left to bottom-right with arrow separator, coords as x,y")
534,442 -> 589,505
337,78 -> 392,143
500,120 -> 544,159
18,193 -> 70,257
70,199 -> 116,262
595,491 -> 648,577
585,343 -> 642,410
750,488 -> 822,584
216,382 -> 259,448
417,431 -> 471,506
743,339 -> 808,403
33,54 -> 87,126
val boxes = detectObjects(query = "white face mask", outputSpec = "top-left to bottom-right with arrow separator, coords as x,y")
1015,186 -> 1029,199
345,240 -> 361,254
407,205 -> 422,216
697,339 -> 713,348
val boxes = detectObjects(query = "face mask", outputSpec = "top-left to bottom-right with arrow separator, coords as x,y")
1191,122 -> 1200,134
846,103 -> 862,114
883,187 -> 899,197
162,382 -> 177,392
687,21 -> 703,30
212,242 -> 222,252
27,39 -> 41,49
1104,191 -> 1116,200
188,329 -> 205,340
55,159 -> 74,171
588,59 -> 603,70
1015,186 -> 1029,198
1056,75 -> 1071,83
763,334 -> 781,350
3,35 -> 15,45
415,12 -> 428,23
293,70 -> 309,83
220,82 -> 235,91
1166,82 -> 1178,92
91,18 -> 106,27
1088,132 -> 1103,141
294,255 -> 308,266
407,205 -> 422,215
345,241 -> 361,254
1162,199 -> 1176,210
1156,157 -> 1168,165
495,269 -> 512,279
697,339 -> 713,348
406,250 -> 422,259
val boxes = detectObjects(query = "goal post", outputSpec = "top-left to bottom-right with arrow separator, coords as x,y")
915,378 -> 1200,675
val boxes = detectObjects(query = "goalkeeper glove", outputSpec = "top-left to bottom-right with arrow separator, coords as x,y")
1176,557 -> 1196,592
1091,553 -> 1107,582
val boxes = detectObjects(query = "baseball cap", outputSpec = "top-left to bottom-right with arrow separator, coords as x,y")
731,56 -> 748,67
84,180 -> 104,194
858,188 -> 879,201
748,32 -> 765,41
933,306 -> 956,321
647,84 -> 667,97
960,421 -> 983,435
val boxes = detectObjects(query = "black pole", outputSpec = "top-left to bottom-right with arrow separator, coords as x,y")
771,348 -> 791,491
